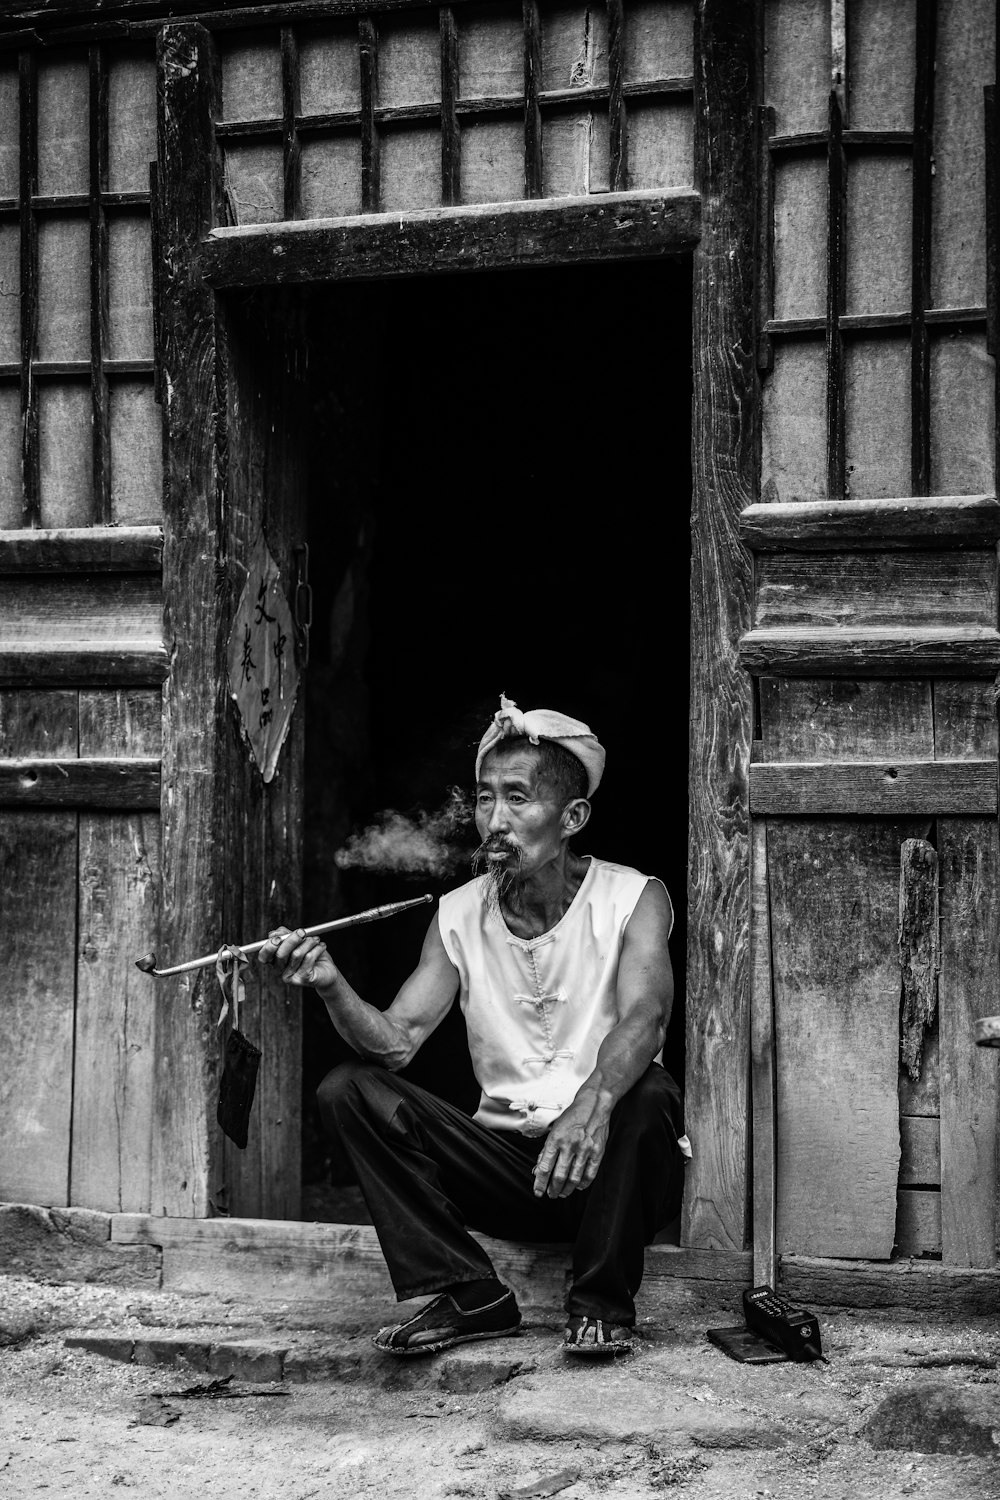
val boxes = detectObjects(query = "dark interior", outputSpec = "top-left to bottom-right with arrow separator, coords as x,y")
292,257 -> 693,1215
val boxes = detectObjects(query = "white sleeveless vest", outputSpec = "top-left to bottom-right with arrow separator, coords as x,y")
438,857 -> 672,1136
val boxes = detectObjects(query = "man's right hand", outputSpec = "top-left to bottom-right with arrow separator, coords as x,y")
258,927 -> 339,991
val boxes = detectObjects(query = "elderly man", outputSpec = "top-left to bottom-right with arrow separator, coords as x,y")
261,696 -> 687,1357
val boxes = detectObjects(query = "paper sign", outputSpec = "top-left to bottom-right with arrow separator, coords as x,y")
226,532 -> 299,783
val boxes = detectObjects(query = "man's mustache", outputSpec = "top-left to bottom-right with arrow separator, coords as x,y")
474,836 -> 520,858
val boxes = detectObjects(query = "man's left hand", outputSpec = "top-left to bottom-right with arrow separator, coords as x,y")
532,1097 -> 611,1199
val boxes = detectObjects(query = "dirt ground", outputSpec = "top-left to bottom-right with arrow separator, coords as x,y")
1,1273 -> 999,1500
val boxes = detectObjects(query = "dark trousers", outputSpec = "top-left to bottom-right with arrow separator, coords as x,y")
316,1059 -> 685,1326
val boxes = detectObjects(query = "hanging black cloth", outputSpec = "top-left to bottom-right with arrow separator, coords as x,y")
215,944 -> 261,1151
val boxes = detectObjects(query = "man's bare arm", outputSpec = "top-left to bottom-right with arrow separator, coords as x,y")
533,880 -> 673,1199
260,915 -> 459,1070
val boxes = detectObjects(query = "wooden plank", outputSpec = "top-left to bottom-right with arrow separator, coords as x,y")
439,6 -> 459,205
70,692 -> 160,1213
780,1254 -> 1000,1313
108,217 -> 154,362
19,48 -> 39,525
681,0 -> 757,1254
758,678 -> 935,762
938,818 -> 999,1268
108,45 -> 157,195
459,117 -> 522,204
0,688 -> 78,756
740,495 -> 1000,552
155,21 -> 226,1219
0,756 -> 159,807
521,0 -> 541,198
0,687 -> 78,1206
898,837 -> 940,1082
899,1023 -> 941,1118
910,0 -> 935,496
0,809 -> 78,1205
200,189 -> 701,286
607,0 -> 625,192
90,45 -> 111,525
749,761 -> 997,817
358,14 -> 379,213
768,819 -> 914,1259
281,27 -> 301,220
826,91 -> 846,498
740,626 -> 1000,677
0,645 -> 168,686
750,819 -> 775,1289
38,383 -> 92,526
846,156 -> 912,319
0,524 -> 161,571
899,1115 -> 941,1186
895,1189 -> 942,1257
934,680 -> 999,759
380,127 -> 439,214
0,573 -> 162,642
628,97 -> 693,192
754,550 -> 997,633
847,0 -> 915,132
37,49 -> 88,195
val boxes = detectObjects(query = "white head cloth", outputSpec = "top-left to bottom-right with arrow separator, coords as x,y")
475,694 -> 606,797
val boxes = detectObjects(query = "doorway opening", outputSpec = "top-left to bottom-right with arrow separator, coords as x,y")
290,256 -> 692,1222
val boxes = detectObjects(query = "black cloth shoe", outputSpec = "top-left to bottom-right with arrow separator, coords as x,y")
563,1315 -> 633,1357
373,1288 -> 521,1356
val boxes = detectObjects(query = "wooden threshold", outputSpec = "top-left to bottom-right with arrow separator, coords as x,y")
749,759 -> 999,816
0,757 -> 160,809
740,494 -> 1000,552
0,525 -> 163,574
199,189 -> 701,289
739,626 -> 1000,677
111,1213 -> 750,1306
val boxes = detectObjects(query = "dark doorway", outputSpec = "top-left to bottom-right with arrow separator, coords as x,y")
295,256 -> 692,1219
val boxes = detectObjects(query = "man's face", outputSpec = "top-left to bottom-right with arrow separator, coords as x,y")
474,744 -> 567,881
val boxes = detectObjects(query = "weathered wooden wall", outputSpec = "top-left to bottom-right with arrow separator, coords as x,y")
0,0 -> 697,1219
747,0 -> 1000,1278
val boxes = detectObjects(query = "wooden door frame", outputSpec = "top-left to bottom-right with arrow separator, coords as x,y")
155,5 -> 760,1245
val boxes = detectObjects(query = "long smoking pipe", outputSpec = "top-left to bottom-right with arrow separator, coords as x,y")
134,894 -> 434,979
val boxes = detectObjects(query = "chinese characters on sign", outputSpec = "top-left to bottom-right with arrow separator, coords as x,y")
226,532 -> 300,782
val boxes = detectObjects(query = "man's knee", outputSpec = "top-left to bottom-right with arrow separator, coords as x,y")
613,1066 -> 683,1142
317,1058 -> 392,1128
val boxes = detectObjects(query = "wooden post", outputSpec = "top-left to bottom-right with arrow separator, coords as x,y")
682,0 -> 759,1254
153,22 -> 225,1217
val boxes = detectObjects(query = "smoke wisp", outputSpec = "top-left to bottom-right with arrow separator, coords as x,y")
334,786 -> 475,879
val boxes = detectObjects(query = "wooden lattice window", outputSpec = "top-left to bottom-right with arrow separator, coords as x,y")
760,0 -> 995,502
215,2 -> 693,224
0,43 -> 160,529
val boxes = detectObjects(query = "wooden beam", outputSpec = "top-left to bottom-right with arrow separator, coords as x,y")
682,0 -> 758,1255
750,819 -> 776,1288
825,89 -> 847,499
155,21 -> 226,1219
358,15 -> 379,214
606,0 -> 626,192
749,760 -> 998,817
522,0 -> 542,198
0,757 -> 160,808
910,0 -> 936,496
439,6 -> 460,207
938,820 -> 1000,1268
89,44 -> 111,524
18,48 -> 38,525
0,645 -> 168,686
0,525 -> 162,572
780,1255 -> 1000,1313
740,495 -> 1000,551
280,27 -> 301,221
740,626 -> 1000,677
199,190 -> 701,288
